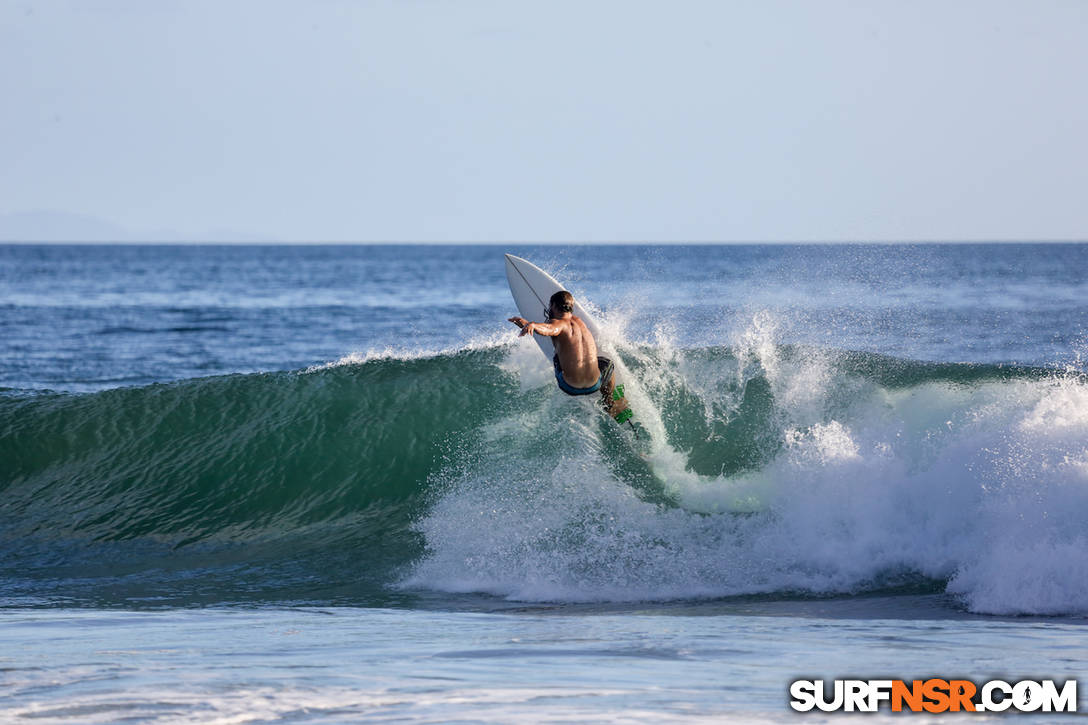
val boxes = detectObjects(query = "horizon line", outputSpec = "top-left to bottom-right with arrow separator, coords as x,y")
2,239 -> 1087,246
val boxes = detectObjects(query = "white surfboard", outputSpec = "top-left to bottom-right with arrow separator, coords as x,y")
504,254 -> 602,360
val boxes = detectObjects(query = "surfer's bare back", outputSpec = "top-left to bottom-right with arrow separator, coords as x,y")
508,290 -> 626,418
508,291 -> 600,388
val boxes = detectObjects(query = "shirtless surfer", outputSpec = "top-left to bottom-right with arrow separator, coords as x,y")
508,290 -> 628,417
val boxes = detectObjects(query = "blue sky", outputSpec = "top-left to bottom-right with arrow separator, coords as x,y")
2,0 -> 1086,242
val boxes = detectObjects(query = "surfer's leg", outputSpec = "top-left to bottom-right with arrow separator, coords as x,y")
595,358 -> 631,420
601,382 -> 630,418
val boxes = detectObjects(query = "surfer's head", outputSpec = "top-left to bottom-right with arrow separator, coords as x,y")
548,290 -> 574,317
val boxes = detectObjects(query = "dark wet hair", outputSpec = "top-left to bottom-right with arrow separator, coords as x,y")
549,290 -> 574,314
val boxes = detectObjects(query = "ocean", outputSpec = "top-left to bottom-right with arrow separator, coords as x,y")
1,243 -> 1086,721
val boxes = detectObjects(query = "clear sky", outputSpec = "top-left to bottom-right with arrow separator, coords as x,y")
2,0 -> 1086,242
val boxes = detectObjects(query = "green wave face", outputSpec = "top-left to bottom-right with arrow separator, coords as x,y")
0,350 -> 521,605
0,344 -> 1081,611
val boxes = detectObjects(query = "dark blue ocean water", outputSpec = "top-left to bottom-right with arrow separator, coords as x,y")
1,243 -> 1086,721
3,243 -> 1086,392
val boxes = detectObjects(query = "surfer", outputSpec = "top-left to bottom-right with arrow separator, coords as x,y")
508,291 -> 626,416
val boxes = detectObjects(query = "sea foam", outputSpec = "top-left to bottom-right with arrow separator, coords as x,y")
407,313 -> 1088,616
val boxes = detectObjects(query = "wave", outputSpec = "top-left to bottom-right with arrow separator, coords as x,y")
0,349 -> 516,605
2,330 -> 1087,615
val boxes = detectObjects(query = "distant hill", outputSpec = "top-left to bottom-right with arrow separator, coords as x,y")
0,211 -> 138,242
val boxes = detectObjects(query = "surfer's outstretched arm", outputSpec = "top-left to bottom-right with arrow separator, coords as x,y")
508,317 -> 563,337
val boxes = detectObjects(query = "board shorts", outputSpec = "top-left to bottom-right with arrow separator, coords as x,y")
553,355 -> 614,397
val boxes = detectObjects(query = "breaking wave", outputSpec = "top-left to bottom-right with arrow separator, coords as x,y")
2,322 -> 1086,615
